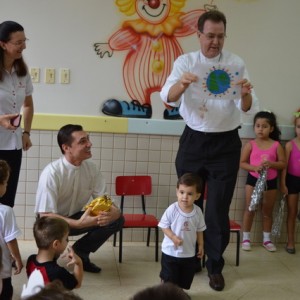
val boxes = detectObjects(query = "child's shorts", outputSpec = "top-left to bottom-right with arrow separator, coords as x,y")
246,173 -> 277,190
286,173 -> 300,194
160,252 -> 197,290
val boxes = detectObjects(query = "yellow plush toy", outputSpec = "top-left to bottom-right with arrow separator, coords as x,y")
85,194 -> 113,216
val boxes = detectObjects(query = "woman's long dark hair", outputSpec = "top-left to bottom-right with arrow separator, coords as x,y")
0,20 -> 28,81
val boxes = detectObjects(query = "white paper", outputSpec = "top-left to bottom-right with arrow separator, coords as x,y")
194,63 -> 245,100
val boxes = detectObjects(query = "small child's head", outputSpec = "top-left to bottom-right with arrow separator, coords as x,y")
24,280 -> 83,300
293,109 -> 300,137
131,282 -> 190,300
0,160 -> 10,197
253,110 -> 281,141
33,217 -> 70,257
176,173 -> 202,210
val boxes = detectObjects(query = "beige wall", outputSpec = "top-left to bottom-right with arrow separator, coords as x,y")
1,0 -> 300,124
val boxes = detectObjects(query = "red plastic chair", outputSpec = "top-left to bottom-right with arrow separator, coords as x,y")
113,175 -> 159,263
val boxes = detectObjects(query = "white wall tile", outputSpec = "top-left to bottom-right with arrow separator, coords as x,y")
39,132 -> 53,145
126,136 -> 138,150
27,157 -> 39,170
101,135 -> 114,148
36,145 -> 51,157
14,131 -> 298,246
26,145 -> 40,157
137,137 -> 150,150
125,149 -> 137,161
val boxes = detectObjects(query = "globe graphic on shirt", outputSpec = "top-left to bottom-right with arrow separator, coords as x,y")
206,69 -> 231,94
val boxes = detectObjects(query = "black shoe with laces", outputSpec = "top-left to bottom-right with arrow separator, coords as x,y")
73,247 -> 102,273
82,259 -> 102,273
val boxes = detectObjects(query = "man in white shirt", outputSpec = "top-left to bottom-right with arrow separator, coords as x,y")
160,10 -> 259,291
35,124 -> 124,273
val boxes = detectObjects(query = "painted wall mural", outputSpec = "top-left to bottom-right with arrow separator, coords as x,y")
94,0 -> 216,119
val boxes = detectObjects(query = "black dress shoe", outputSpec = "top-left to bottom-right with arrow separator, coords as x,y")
285,245 -> 296,254
208,273 -> 225,291
82,260 -> 102,273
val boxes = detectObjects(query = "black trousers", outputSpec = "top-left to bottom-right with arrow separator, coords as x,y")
0,277 -> 13,300
69,212 -> 124,258
0,149 -> 22,207
175,125 -> 241,274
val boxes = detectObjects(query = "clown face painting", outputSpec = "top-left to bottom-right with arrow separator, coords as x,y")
95,0 -> 214,119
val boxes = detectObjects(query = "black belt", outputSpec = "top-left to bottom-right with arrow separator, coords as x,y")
196,126 -> 241,136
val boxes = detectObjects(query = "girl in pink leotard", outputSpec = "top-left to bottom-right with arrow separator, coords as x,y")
240,111 -> 286,252
281,109 -> 300,254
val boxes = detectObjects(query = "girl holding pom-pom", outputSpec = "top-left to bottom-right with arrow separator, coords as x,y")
240,111 -> 285,252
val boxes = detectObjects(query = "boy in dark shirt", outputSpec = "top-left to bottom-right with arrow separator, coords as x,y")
26,217 -> 83,290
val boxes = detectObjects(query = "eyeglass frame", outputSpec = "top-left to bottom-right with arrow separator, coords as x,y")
198,31 -> 226,41
7,38 -> 29,46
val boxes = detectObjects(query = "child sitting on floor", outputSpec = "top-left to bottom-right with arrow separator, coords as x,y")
26,216 -> 83,290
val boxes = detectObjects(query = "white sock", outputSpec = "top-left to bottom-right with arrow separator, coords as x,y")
263,232 -> 271,243
243,232 -> 250,241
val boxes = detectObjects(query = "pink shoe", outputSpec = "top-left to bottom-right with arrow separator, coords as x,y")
263,241 -> 276,252
242,239 -> 251,251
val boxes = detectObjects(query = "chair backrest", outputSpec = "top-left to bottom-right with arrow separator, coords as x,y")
116,176 -> 152,196
115,176 -> 152,214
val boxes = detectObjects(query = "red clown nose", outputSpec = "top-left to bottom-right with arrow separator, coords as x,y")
148,0 -> 160,9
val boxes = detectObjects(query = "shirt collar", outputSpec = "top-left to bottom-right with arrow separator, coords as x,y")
62,156 -> 80,170
199,51 -> 222,63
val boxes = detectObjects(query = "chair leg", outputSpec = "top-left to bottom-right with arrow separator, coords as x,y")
147,228 -> 151,247
236,230 -> 240,266
202,230 -> 240,267
113,232 -> 117,247
119,229 -> 123,263
155,227 -> 159,262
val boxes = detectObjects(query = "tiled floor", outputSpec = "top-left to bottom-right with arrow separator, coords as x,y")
13,241 -> 300,300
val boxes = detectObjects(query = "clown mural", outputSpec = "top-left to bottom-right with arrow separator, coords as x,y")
95,0 -> 216,119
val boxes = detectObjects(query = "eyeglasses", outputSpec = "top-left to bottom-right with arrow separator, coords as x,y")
8,38 -> 29,46
199,31 -> 226,41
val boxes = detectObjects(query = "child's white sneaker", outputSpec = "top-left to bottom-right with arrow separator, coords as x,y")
263,241 -> 277,252
242,239 -> 251,251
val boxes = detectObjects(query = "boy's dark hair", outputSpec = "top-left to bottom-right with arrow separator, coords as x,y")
57,124 -> 83,154
253,111 -> 281,141
198,10 -> 227,33
131,282 -> 190,300
33,217 -> 69,249
0,160 -> 10,184
0,20 -> 28,80
177,173 -> 203,193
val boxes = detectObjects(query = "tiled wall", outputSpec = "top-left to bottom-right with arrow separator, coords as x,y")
15,130 -> 299,245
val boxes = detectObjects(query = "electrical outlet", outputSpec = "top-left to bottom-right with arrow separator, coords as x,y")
60,68 -> 70,84
30,68 -> 40,83
45,68 -> 55,84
